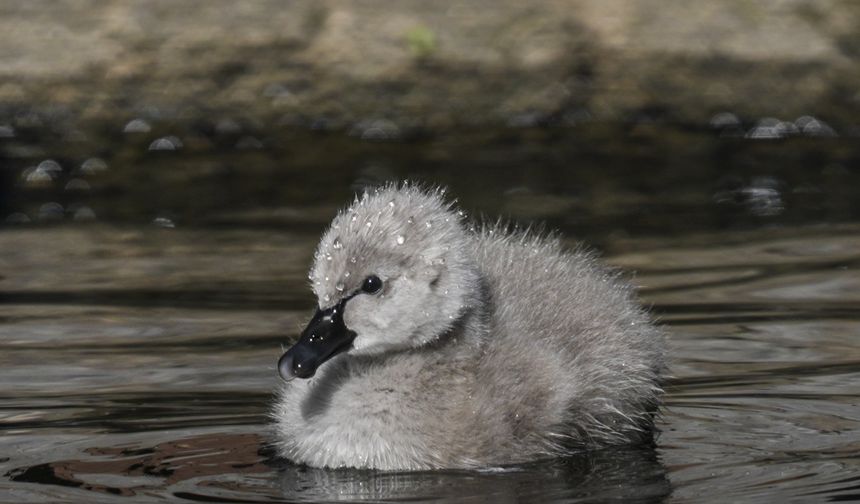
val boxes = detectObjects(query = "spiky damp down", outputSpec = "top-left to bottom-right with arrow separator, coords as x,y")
272,182 -> 666,470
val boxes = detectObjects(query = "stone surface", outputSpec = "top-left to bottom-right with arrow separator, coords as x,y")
1,0 -> 859,128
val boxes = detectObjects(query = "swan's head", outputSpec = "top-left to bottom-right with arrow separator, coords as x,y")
278,184 -> 480,381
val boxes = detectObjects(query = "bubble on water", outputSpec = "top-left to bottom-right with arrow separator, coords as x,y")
64,178 -> 91,192
344,271 -> 350,278
350,119 -> 402,141
38,202 -> 64,221
38,159 -> 62,175
23,167 -> 53,186
365,221 -> 372,228
425,221 -> 432,228
350,256 -> 357,264
0,124 -> 15,138
326,254 -> 333,261
746,118 -> 783,139
80,157 -> 108,174
73,206 -> 96,221
123,119 -> 151,133
5,212 -> 30,224
153,217 -> 176,228
709,112 -> 741,130
407,217 -> 414,224
332,237 -> 343,249
796,116 -> 837,137
149,138 -> 175,151
235,136 -> 263,150
307,272 -> 314,281
457,210 -> 465,217
335,282 -> 345,292
351,215 -> 358,222
388,201 -> 395,208
396,235 -> 405,245
149,136 -> 183,151
323,294 -> 331,302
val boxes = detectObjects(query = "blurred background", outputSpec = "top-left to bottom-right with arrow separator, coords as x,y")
2,1 -> 860,502
1,0 -> 860,235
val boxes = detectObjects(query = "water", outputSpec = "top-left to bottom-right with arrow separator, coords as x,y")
1,120 -> 860,502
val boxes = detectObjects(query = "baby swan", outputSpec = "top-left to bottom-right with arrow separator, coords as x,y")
273,184 -> 665,470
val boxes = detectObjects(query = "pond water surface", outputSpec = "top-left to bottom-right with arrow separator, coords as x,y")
1,121 -> 859,502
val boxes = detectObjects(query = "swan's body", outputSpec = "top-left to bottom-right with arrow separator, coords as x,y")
272,184 -> 665,470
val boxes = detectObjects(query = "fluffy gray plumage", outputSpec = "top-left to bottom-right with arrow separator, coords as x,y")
272,183 -> 666,470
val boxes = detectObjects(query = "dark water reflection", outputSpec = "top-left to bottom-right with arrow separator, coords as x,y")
2,123 -> 860,502
7,432 -> 669,503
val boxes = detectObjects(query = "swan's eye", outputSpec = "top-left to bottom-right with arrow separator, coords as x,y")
361,275 -> 383,295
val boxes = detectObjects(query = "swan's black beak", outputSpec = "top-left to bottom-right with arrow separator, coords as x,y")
278,298 -> 356,381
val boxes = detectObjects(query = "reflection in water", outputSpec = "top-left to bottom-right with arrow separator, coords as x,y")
8,434 -> 270,499
6,432 -> 669,503
278,447 -> 669,503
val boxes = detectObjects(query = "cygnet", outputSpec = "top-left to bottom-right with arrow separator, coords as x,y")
273,184 -> 666,470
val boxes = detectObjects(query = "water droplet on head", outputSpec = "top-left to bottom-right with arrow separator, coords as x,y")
326,254 -> 333,261
324,276 -> 329,282
307,272 -> 314,280
425,221 -> 432,228
407,217 -> 414,224
335,282 -> 345,292
396,235 -> 405,245
366,221 -> 372,228
323,294 -> 331,302
344,271 -> 350,278
332,237 -> 343,249
350,256 -> 357,264
388,201 -> 395,208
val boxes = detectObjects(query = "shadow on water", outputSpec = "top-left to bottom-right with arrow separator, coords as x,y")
6,432 -> 671,503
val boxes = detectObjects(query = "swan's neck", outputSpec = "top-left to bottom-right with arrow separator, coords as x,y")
435,272 -> 491,358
